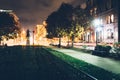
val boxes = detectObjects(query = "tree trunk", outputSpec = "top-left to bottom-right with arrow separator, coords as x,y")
58,36 -> 61,48
67,37 -> 70,47
72,34 -> 74,48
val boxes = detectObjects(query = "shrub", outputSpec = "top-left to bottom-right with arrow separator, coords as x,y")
82,45 -> 87,49
92,45 -> 111,57
100,42 -> 108,46
110,42 -> 120,59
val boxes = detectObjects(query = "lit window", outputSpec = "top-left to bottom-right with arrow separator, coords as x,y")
106,16 -> 109,24
111,14 -> 114,23
108,16 -> 110,24
100,19 -> 103,25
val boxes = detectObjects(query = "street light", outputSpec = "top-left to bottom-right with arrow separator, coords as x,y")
93,19 -> 101,45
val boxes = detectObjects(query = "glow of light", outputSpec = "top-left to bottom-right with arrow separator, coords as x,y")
93,19 -> 101,26
96,27 -> 102,32
108,16 -> 110,23
22,30 -> 26,34
35,24 -> 47,45
30,37 -> 33,45
43,21 -> 47,26
100,19 -> 103,25
0,9 -> 12,12
111,14 -> 114,22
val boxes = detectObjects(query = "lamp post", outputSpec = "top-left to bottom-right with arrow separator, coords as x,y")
93,19 -> 101,45
95,31 -> 98,45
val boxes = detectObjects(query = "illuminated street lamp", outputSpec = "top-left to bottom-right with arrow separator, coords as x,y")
93,19 -> 101,45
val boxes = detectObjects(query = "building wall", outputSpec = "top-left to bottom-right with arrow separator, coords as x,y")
98,0 -> 119,43
86,0 -> 119,43
99,9 -> 118,43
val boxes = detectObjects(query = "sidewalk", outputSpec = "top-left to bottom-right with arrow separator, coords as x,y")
53,48 -> 120,74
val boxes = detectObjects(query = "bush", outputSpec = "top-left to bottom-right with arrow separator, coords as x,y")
92,45 -> 112,57
82,45 -> 87,49
94,45 -> 103,50
110,42 -> 120,59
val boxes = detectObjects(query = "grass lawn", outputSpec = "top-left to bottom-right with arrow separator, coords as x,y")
1,46 -> 99,80
45,47 -> 120,80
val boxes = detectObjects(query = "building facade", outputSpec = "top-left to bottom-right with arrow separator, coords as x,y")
86,0 -> 120,44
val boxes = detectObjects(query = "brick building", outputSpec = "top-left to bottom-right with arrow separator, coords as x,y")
86,0 -> 120,43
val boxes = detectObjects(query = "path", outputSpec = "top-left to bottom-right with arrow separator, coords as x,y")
54,48 -> 120,74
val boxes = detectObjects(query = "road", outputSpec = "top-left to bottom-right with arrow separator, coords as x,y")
0,46 -> 95,80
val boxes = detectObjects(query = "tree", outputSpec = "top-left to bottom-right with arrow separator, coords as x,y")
74,5 -> 93,28
0,12 -> 21,44
35,25 -> 47,43
73,5 -> 93,43
56,27 -> 66,48
46,3 -> 93,47
46,3 -> 73,38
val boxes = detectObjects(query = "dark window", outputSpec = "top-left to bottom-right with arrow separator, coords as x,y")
107,29 -> 114,39
106,0 -> 112,9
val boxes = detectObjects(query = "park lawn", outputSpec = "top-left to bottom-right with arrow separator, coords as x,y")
45,48 -> 120,80
1,46 -> 98,80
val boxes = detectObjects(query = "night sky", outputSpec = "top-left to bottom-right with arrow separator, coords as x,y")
0,0 -> 85,29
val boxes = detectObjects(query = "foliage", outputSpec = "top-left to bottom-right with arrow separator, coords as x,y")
110,42 -> 120,58
56,27 -> 66,48
95,45 -> 111,51
56,5 -> 93,43
46,3 -> 73,38
74,6 -> 93,31
82,45 -> 87,49
56,27 -> 66,37
46,3 -> 93,44
100,42 -> 108,46
113,42 -> 120,48
35,25 -> 47,42
0,12 -> 21,40
92,45 -> 112,56
72,23 -> 84,39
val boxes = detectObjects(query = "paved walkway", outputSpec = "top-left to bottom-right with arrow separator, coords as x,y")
53,48 -> 120,74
